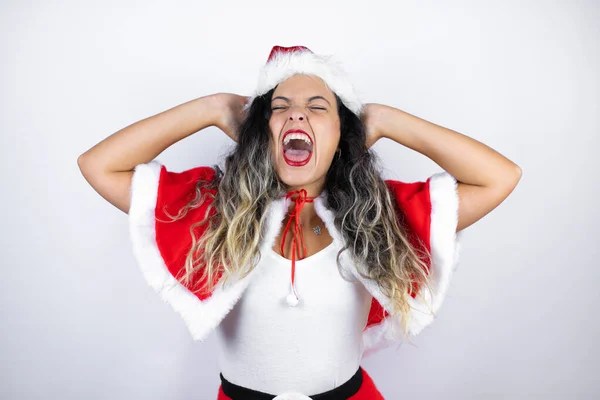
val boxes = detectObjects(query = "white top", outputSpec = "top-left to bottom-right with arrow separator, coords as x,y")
215,240 -> 373,395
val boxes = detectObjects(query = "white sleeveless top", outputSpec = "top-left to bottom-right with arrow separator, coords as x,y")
215,241 -> 373,395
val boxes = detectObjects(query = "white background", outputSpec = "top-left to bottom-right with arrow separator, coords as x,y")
2,0 -> 598,399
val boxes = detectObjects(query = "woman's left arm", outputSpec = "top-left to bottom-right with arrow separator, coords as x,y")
363,103 -> 522,232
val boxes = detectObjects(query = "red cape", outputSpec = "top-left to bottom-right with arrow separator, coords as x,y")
128,161 -> 460,357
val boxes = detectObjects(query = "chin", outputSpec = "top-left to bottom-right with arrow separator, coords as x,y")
278,172 -> 314,189
276,167 -> 316,189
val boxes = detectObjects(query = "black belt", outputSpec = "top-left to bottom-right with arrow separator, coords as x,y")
220,366 -> 363,399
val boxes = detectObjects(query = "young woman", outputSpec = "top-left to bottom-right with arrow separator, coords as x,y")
78,46 -> 522,399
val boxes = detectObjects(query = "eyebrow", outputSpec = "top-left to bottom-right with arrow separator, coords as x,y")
271,95 -> 331,106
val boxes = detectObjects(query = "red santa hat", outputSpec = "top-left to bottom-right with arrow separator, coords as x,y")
246,45 -> 364,116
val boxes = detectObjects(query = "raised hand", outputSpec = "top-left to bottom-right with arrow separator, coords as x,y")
212,93 -> 251,142
360,103 -> 383,149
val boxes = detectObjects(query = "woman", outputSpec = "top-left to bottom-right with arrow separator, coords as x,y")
78,46 -> 522,399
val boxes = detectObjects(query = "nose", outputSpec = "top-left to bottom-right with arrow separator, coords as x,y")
288,106 -> 305,121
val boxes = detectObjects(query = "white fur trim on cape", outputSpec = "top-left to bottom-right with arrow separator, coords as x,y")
357,172 -> 462,357
128,161 -> 261,341
246,49 -> 364,116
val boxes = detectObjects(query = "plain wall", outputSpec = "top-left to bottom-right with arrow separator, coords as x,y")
1,0 -> 598,399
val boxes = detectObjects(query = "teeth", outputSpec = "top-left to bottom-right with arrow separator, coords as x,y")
283,133 -> 311,146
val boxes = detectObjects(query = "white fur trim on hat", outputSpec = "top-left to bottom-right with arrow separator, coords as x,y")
246,47 -> 364,116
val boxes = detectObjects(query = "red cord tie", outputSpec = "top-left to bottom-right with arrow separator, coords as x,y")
281,189 -> 317,307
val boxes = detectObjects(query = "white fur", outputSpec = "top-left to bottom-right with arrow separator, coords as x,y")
245,48 -> 364,116
361,314 -> 405,357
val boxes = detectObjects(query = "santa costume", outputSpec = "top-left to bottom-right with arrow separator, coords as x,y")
128,46 -> 461,399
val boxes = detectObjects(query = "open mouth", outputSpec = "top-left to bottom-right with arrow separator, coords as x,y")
282,130 -> 313,166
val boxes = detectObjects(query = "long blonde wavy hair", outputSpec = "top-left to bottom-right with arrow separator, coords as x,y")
163,88 -> 435,341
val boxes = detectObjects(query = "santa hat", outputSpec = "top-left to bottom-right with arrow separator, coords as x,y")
245,45 -> 364,116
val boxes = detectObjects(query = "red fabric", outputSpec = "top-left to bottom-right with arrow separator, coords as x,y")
215,366 -> 385,399
267,45 -> 312,62
363,178 -> 433,331
365,296 -> 389,330
154,165 -> 219,300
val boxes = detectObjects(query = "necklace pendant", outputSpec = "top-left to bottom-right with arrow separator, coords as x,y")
312,225 -> 322,235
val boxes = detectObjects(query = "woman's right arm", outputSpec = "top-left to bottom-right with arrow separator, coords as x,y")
77,93 -> 247,214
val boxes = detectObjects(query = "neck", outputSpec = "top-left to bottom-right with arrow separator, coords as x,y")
286,176 -> 325,199
285,201 -> 321,227
283,176 -> 326,226
284,181 -> 324,227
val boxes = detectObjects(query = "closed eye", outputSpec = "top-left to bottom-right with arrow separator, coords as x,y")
271,107 -> 326,111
